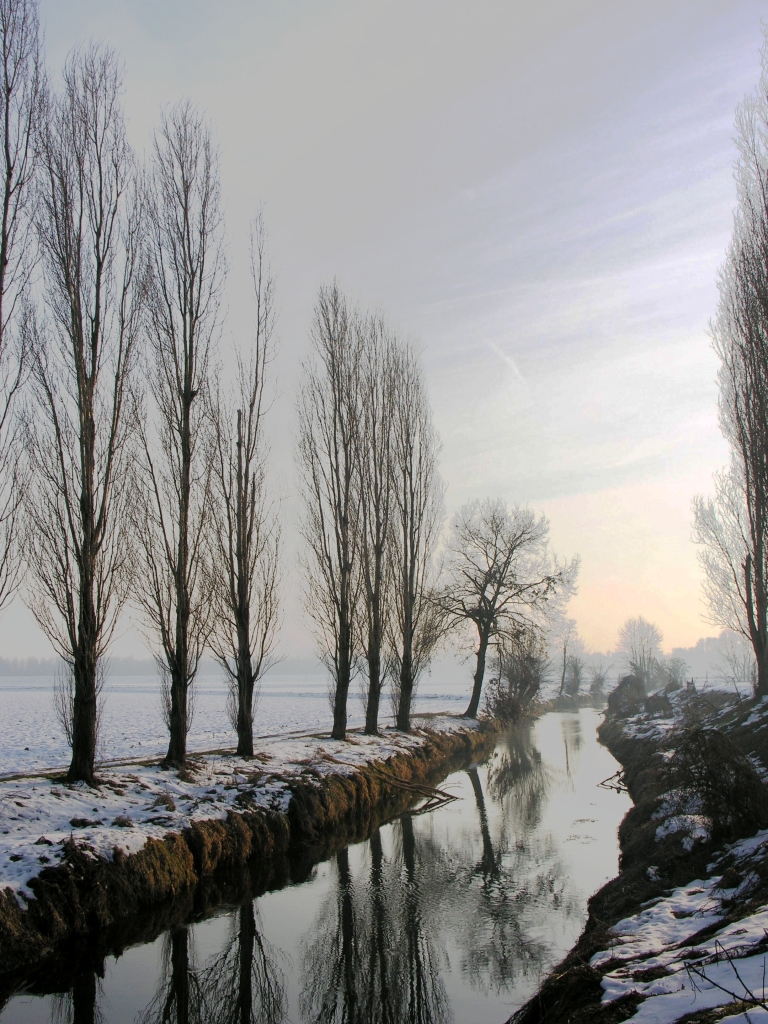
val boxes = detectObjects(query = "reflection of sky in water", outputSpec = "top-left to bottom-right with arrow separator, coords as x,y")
0,709 -> 631,1024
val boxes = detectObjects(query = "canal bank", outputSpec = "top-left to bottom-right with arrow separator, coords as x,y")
0,716 -> 497,978
512,687 -> 768,1024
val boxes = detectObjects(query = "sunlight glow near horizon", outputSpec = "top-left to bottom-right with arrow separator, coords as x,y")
1,0 -> 762,659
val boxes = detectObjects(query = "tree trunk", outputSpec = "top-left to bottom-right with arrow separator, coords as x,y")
69,647 -> 97,785
69,390 -> 98,784
365,646 -> 381,735
396,647 -> 413,732
236,652 -> 255,757
166,390 -> 193,767
396,575 -> 414,731
235,409 -> 256,757
464,629 -> 489,718
332,631 -> 351,740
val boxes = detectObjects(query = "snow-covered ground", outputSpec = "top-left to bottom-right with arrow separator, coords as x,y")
0,673 -> 468,778
0,714 -> 476,901
593,829 -> 768,1023
589,691 -> 768,1022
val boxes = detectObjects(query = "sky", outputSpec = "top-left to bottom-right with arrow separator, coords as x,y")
2,0 -> 765,659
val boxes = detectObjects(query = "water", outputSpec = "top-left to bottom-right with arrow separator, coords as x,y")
0,709 -> 631,1023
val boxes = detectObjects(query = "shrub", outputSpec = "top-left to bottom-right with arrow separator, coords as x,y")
485,632 -> 548,722
606,675 -> 646,718
667,728 -> 768,841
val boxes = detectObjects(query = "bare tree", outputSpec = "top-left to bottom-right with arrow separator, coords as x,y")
0,0 -> 41,615
693,470 -> 768,692
439,499 -> 578,719
587,660 -> 611,698
297,284 -> 362,741
133,102 -> 224,767
552,616 -> 578,695
563,654 -> 584,697
616,615 -> 663,687
25,45 -> 142,784
209,214 -> 281,757
389,341 -> 444,732
355,313 -> 396,734
693,42 -> 768,697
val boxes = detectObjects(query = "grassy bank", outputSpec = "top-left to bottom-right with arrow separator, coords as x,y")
0,716 -> 497,981
510,688 -> 768,1024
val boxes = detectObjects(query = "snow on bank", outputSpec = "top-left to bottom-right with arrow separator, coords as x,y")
590,692 -> 768,1022
592,829 -> 768,1022
0,714 -> 477,903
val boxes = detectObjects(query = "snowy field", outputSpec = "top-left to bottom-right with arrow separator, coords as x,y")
0,672 -> 469,778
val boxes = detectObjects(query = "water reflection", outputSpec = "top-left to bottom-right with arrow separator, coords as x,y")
138,927 -> 204,1024
51,970 -> 103,1024
0,710 -> 630,1024
486,725 -> 551,829
199,904 -> 286,1024
300,827 -> 450,1024
560,714 -> 583,784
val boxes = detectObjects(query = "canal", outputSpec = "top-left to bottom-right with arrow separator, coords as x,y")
0,708 -> 631,1023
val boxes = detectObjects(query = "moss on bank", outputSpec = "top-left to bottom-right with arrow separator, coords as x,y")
0,721 -> 496,982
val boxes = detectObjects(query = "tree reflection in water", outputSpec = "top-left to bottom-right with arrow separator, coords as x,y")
51,967 -> 103,1024
486,724 -> 551,830
560,714 -> 583,784
138,926 -> 204,1024
300,826 -> 451,1024
297,719 -> 584,1018
449,721 -> 580,997
199,903 -> 286,1024
136,908 -> 286,1024
31,717 -> 594,1023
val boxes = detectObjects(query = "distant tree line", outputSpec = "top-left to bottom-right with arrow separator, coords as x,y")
0,0 -> 578,784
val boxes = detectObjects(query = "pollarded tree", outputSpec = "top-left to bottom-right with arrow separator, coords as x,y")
693,41 -> 768,697
297,284 -> 363,741
209,214 -> 281,757
133,102 -> 225,767
25,45 -> 143,784
440,499 -> 578,719
388,340 -> 444,732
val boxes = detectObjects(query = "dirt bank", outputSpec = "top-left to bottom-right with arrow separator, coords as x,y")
0,718 -> 497,981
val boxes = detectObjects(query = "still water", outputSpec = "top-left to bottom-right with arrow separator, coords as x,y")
0,709 -> 630,1024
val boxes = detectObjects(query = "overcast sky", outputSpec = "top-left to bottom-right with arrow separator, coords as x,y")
2,0 -> 765,659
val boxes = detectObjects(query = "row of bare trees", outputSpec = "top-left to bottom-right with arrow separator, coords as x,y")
0,0 -> 580,782
298,306 -> 578,740
297,286 -> 444,739
0,0 -> 281,784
